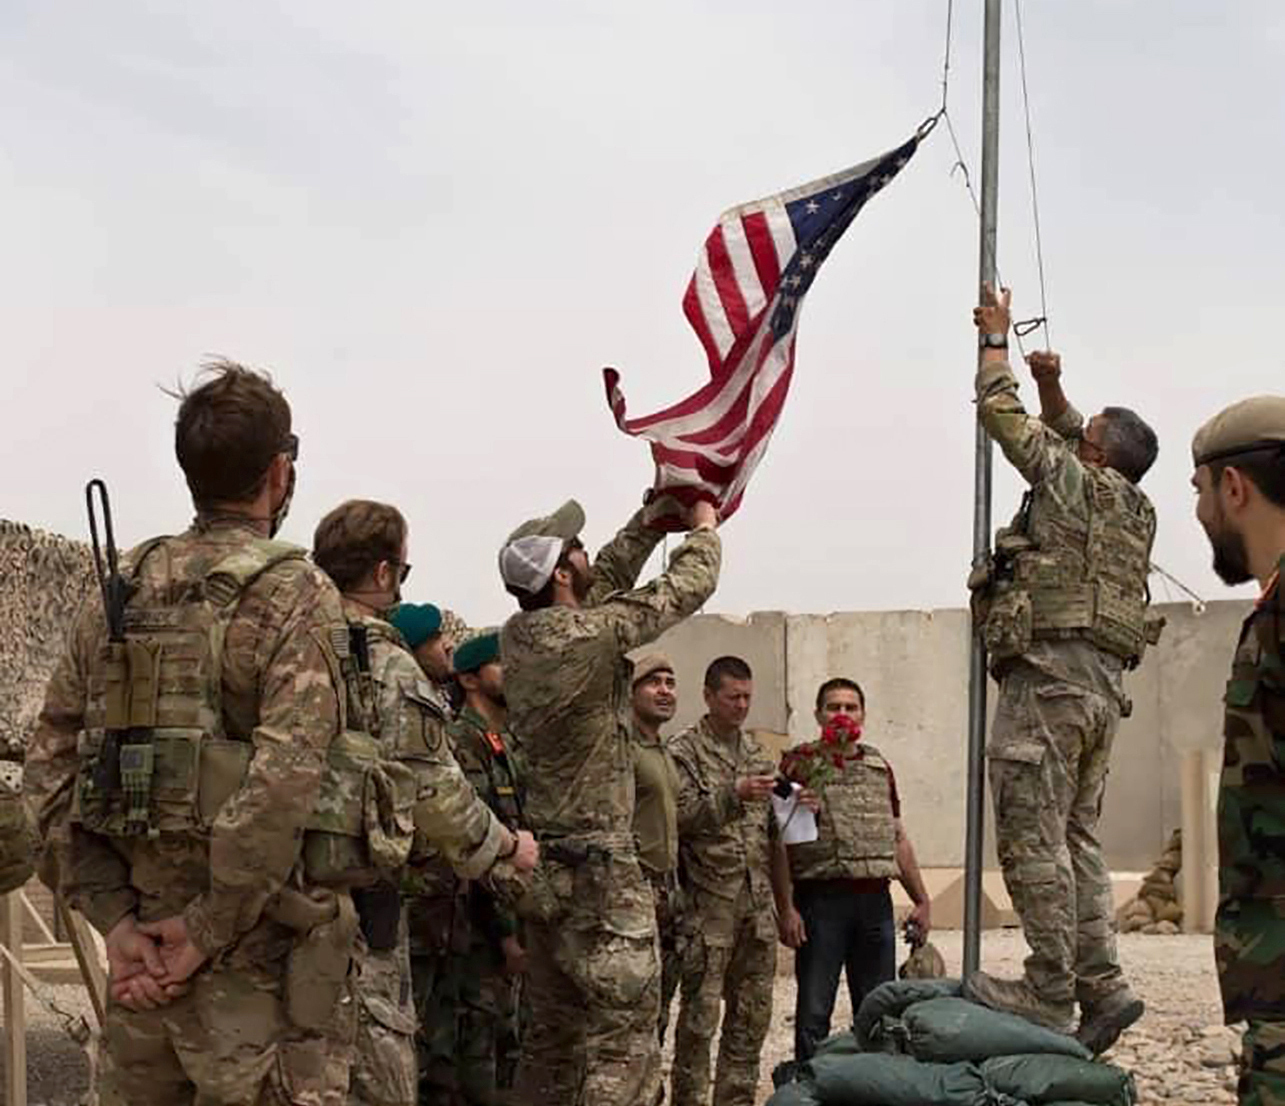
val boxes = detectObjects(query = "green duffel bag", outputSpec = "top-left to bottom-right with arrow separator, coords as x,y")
853,978 -> 962,1048
904,996 -> 1091,1063
813,1031 -> 862,1057
765,1080 -> 822,1106
981,1054 -> 1136,1105
807,1052 -> 986,1106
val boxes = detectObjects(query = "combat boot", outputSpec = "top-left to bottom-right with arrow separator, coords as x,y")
1075,987 -> 1145,1055
963,970 -> 1075,1034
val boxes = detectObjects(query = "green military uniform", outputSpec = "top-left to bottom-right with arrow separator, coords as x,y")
631,718 -> 684,1043
668,717 -> 778,1106
501,503 -> 721,1106
446,695 -> 527,1105
971,359 -> 1157,1025
1192,397 -> 1285,1106
343,605 -> 509,1106
26,521 -> 358,1105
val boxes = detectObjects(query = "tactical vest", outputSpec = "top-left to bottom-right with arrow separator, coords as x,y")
787,744 -> 899,883
980,466 -> 1158,666
72,536 -> 414,889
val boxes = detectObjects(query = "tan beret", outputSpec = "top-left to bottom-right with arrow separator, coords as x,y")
631,652 -> 675,686
1192,395 -> 1285,467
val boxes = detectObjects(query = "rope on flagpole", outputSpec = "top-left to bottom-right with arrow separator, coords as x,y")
934,0 -> 1060,361
1014,0 -> 1052,351
1150,561 -> 1208,615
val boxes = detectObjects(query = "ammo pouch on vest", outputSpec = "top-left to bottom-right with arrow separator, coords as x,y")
302,730 -> 416,888
269,887 -> 358,1030
982,587 -> 1033,662
352,881 -> 402,952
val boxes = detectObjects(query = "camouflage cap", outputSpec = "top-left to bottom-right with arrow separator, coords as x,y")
631,652 -> 675,686
454,631 -> 500,674
504,499 -> 585,545
1192,396 -> 1285,467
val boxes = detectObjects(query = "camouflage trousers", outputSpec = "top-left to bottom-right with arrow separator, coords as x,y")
988,665 -> 1124,1007
98,952 -> 354,1106
1239,1022 -> 1285,1105
412,944 -> 521,1106
351,924 -> 417,1106
516,852 -> 661,1105
648,868 -> 684,1046
671,884 -> 777,1106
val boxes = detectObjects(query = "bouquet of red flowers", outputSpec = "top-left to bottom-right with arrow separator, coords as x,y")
779,713 -> 864,792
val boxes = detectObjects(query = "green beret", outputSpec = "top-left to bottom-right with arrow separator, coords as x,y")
453,632 -> 500,674
389,603 -> 442,649
1193,396 -> 1285,467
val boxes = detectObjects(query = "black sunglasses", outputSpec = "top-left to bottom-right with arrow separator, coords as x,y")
394,561 -> 412,584
282,433 -> 299,461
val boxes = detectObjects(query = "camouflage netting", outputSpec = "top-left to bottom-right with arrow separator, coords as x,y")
0,520 -> 96,745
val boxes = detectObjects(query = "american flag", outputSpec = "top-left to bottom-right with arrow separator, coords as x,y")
603,133 -> 922,526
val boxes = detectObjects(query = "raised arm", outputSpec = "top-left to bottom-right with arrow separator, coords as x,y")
973,284 -> 1082,489
593,503 -> 721,652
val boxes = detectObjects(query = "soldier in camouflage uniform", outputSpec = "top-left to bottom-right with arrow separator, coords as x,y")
965,285 -> 1160,1052
499,495 -> 721,1106
668,656 -> 787,1106
629,653 -> 684,1048
445,631 -> 528,1104
775,678 -> 932,1062
312,503 -> 538,1106
26,362 -> 359,1105
1191,395 -> 1285,1106
384,601 -> 477,1105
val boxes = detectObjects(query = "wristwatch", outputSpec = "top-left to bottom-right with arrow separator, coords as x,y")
979,332 -> 1008,350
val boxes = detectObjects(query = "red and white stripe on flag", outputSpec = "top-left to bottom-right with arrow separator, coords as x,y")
603,133 -> 921,528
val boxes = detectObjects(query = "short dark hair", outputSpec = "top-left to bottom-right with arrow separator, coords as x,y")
174,359 -> 293,507
815,677 -> 865,713
704,655 -> 752,691
313,500 -> 407,591
1098,407 -> 1158,484
1211,448 -> 1285,509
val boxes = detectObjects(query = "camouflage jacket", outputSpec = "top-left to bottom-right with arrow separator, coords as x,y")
350,606 -> 505,882
1216,561 -> 1285,1022
976,359 -> 1154,694
447,705 -> 526,948
669,716 -> 777,931
501,513 -> 721,842
25,520 -> 346,955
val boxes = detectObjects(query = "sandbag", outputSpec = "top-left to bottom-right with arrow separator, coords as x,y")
765,1081 -> 822,1106
853,977 -> 962,1048
904,996 -> 1091,1063
807,1052 -> 986,1106
813,1031 -> 862,1057
981,1054 -> 1136,1105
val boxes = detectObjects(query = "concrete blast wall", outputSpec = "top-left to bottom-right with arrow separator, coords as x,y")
651,600 -> 1249,872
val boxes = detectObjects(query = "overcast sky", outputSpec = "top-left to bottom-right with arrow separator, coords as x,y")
4,1 -> 1282,624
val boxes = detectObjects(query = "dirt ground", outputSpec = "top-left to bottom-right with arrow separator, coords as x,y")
2,928 -> 1232,1105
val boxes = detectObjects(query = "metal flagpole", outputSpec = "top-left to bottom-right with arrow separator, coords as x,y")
963,0 -> 1002,979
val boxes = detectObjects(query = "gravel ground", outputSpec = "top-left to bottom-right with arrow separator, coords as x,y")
2,930 -> 1236,1105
